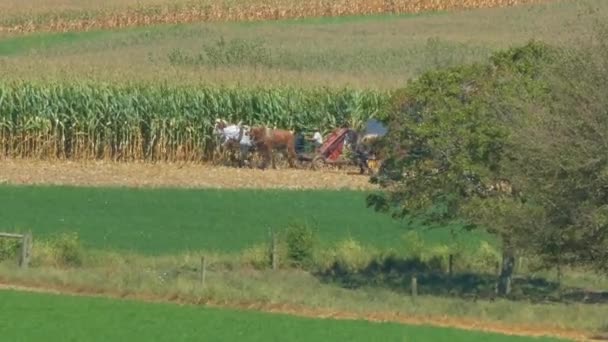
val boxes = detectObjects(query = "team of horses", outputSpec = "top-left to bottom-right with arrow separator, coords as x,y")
213,119 -> 297,169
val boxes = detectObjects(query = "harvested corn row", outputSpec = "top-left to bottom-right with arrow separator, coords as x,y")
0,0 -> 549,34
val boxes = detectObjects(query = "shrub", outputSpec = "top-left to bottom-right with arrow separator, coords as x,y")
424,244 -> 452,271
332,238 -> 372,273
312,248 -> 335,271
241,244 -> 270,270
49,232 -> 84,267
0,237 -> 20,262
402,231 -> 425,259
460,241 -> 501,273
284,223 -> 316,268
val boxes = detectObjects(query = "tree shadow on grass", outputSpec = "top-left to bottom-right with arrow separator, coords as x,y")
314,256 -> 608,304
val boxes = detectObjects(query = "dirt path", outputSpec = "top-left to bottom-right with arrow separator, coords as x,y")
0,281 -> 597,342
0,159 -> 375,190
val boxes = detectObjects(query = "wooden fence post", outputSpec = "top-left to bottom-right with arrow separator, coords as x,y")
494,261 -> 500,294
200,256 -> 207,288
411,275 -> 418,299
271,230 -> 279,271
20,232 -> 32,269
556,261 -> 563,299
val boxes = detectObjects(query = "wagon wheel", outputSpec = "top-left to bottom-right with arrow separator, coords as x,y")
311,155 -> 325,170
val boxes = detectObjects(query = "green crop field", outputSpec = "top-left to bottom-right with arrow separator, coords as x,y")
0,290 -> 562,342
0,83 -> 385,162
0,185 -> 486,254
0,1 -> 606,89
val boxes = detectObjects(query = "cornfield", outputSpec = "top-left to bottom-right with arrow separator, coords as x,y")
0,82 -> 388,162
0,0 -> 549,34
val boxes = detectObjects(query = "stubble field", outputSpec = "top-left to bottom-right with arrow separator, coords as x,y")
0,159 -> 375,190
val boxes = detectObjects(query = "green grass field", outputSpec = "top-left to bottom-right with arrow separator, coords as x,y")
0,185 -> 484,254
0,290 -> 563,342
0,0 -> 605,89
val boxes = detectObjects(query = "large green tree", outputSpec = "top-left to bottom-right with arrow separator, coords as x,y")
368,42 -> 556,295
504,27 -> 608,274
371,34 -> 608,295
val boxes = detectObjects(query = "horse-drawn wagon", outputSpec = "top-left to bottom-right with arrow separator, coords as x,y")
213,118 -> 387,173
296,119 -> 387,175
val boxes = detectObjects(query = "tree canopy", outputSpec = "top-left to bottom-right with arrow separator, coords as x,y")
369,34 -> 608,292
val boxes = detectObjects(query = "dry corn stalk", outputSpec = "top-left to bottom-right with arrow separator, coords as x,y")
0,0 -> 550,34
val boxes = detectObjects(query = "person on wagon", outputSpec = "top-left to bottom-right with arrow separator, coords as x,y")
310,129 -> 323,151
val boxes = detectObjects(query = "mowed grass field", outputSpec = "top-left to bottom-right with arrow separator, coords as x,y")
0,290 -> 564,342
0,1 -> 606,89
0,185 -> 484,254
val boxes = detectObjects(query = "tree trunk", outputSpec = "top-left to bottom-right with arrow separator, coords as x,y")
448,254 -> 454,278
497,244 -> 515,296
556,256 -> 563,299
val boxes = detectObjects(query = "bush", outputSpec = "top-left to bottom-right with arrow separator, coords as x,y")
284,223 -> 316,268
241,244 -> 271,270
332,238 -> 372,273
424,244 -> 452,271
0,237 -> 20,262
460,241 -> 501,273
402,231 -> 425,259
49,232 -> 84,267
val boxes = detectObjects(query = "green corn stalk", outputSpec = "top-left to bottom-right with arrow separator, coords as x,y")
0,81 -> 390,162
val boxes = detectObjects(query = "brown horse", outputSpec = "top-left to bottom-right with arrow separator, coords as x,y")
248,126 -> 297,169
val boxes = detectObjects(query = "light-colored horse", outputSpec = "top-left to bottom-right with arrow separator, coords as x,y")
213,119 -> 253,167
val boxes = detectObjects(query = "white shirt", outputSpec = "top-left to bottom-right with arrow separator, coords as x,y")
313,132 -> 323,144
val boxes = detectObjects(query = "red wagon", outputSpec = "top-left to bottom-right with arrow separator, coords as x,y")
311,128 -> 354,169
296,128 -> 359,170
297,119 -> 387,174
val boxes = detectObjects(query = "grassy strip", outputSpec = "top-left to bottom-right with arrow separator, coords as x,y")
0,289 -> 565,342
0,230 -> 606,336
0,240 -> 605,338
0,29 -> 117,56
0,12 -> 442,56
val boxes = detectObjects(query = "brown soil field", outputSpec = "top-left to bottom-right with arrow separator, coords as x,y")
0,159 -> 376,190
0,280 -> 596,342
